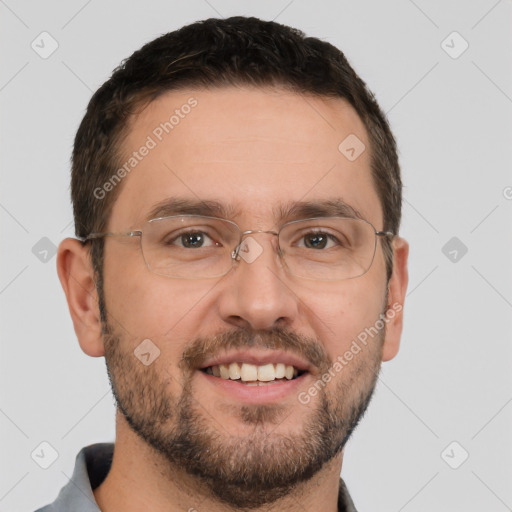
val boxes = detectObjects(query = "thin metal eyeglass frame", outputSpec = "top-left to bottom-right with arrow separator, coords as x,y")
82,215 -> 394,280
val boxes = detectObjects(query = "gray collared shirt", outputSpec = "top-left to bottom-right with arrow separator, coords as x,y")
35,443 -> 358,512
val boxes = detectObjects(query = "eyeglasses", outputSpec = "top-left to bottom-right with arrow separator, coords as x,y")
83,215 -> 393,281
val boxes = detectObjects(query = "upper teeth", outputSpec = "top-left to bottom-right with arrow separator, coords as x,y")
206,362 -> 299,381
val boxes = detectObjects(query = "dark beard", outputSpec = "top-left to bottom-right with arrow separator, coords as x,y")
103,325 -> 382,508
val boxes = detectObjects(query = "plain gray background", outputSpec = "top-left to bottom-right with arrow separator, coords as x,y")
1,1 -> 511,511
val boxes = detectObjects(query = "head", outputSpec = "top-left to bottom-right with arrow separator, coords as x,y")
58,16 -> 408,508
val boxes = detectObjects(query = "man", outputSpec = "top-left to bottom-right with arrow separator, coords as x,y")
38,15 -> 408,512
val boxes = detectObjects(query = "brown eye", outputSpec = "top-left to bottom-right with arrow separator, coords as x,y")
299,231 -> 340,250
303,233 -> 328,249
180,232 -> 207,248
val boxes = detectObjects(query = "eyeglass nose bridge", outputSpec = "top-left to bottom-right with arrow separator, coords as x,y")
231,229 -> 280,261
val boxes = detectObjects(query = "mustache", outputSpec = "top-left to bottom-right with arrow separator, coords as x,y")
180,326 -> 331,372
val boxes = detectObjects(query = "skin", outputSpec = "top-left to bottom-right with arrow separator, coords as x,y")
57,86 -> 409,512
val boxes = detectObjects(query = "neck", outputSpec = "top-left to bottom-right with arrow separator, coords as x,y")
93,411 -> 344,512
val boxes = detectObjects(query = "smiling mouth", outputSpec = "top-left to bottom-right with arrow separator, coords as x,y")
201,362 -> 306,385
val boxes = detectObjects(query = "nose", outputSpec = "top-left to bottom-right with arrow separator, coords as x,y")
216,231 -> 299,331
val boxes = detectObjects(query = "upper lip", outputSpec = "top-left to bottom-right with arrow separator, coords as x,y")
199,350 -> 311,372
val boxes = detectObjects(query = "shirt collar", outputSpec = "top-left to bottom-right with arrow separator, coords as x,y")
37,443 -> 357,512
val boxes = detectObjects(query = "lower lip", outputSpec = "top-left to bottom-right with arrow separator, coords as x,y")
197,370 -> 309,404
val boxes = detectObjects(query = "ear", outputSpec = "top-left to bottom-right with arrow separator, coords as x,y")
381,236 -> 409,362
57,238 -> 105,357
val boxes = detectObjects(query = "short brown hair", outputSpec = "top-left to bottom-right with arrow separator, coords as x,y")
72,16 -> 402,302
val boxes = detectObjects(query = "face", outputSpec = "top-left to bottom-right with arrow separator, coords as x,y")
90,87 -> 402,507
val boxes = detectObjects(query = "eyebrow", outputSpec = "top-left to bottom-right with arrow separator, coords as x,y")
146,198 -> 243,222
275,199 -> 365,222
145,197 -> 366,223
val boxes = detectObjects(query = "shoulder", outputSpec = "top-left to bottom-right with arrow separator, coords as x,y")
31,443 -> 114,512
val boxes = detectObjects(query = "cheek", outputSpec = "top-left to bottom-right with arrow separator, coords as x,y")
103,244 -> 213,338
298,275 -> 386,360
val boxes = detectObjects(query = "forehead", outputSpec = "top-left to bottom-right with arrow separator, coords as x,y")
109,86 -> 382,229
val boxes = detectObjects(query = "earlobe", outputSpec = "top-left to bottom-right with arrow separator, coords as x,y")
57,238 -> 105,357
381,236 -> 409,362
